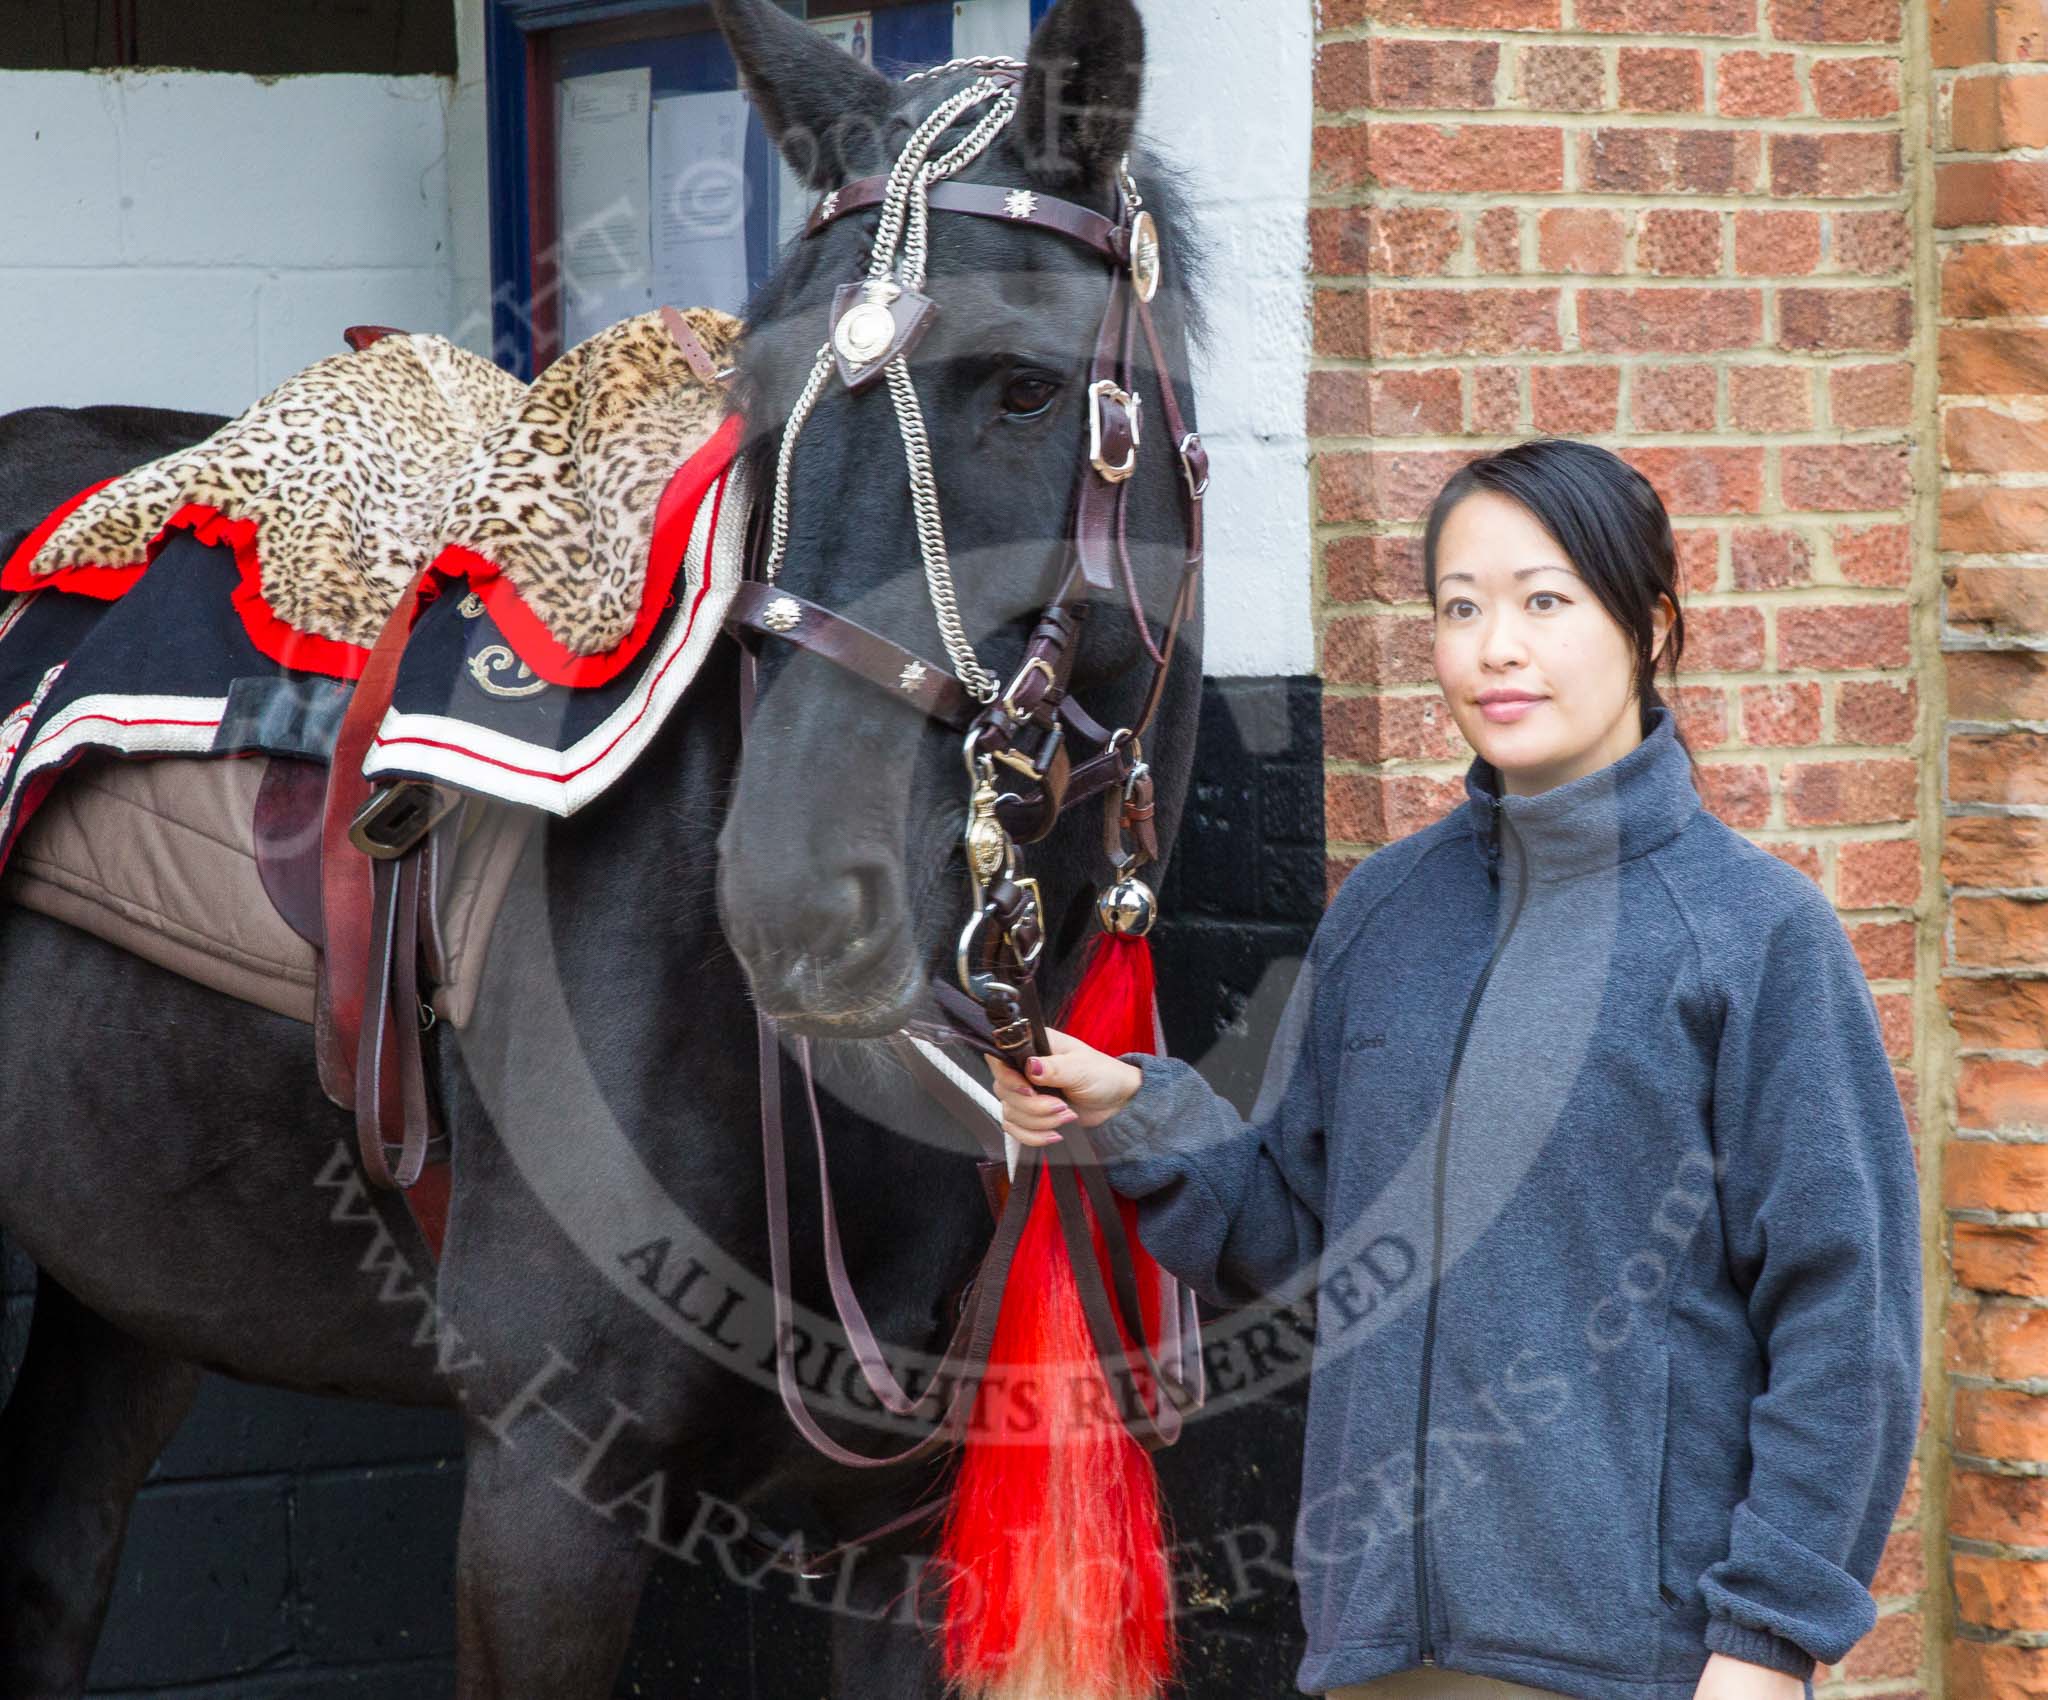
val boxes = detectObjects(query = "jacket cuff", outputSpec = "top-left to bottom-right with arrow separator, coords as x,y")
1088,1053 -> 1175,1159
1704,1614 -> 1818,1680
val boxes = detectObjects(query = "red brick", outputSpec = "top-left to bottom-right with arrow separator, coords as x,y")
1779,287 -> 1914,353
1538,208 -> 1628,274
1954,894 -> 2048,969
1672,682 -> 1731,747
1769,0 -> 1902,39
1944,1142 -> 2048,1216
1941,327 -> 2048,396
1326,694 -> 1470,764
1324,768 -> 1468,847
1532,365 -> 1622,432
1948,407 -> 2048,475
1578,0 -> 1757,32
1778,603 -> 1913,670
1941,1294 -> 2048,1392
1639,209 -> 1724,275
1930,0 -> 2048,69
1317,39 -> 1375,112
1942,487 -> 2048,555
1949,653 -> 2048,730
1326,534 -> 1427,603
1471,367 -> 1524,433
1837,523 -> 1913,587
1344,39 -> 1502,111
1957,1392 -> 2048,1474
1314,287 -> 1372,359
1838,677 -> 1918,743
1732,526 -> 1814,587
1633,364 -> 1719,431
1941,970 -> 2048,1048
1949,70 -> 2048,151
1847,916 -> 1915,978
1684,606 -> 1770,670
1832,363 -> 1915,430
1372,288 -> 1564,356
1700,761 -> 1772,826
1314,125 -> 1373,194
1475,206 -> 1522,274
1949,566 -> 2048,637
1781,442 -> 1915,511
1784,759 -> 1917,826
1942,244 -> 2048,321
1583,126 -> 1761,194
1952,1224 -> 2048,1297
1675,527 -> 1722,593
1372,208 -> 1464,277
1311,368 -> 1466,437
1770,132 -> 1904,197
1580,287 -> 1762,352
1325,610 -> 1443,685
1619,47 -> 1706,110
1328,0 -> 1564,26
1717,49 -> 1802,115
1833,211 -> 1912,276
1811,54 -> 1903,117
1952,730 -> 2048,810
1944,814 -> 2048,891
1840,838 -> 1922,908
1741,679 -> 1824,743
1322,449 -> 1484,525
1309,207 -> 1375,277
1730,365 -> 1815,432
1759,840 -> 1825,883
1735,209 -> 1822,275
1626,447 -> 1767,514
1938,160 -> 2048,230
1517,44 -> 1607,111
1366,123 -> 1566,194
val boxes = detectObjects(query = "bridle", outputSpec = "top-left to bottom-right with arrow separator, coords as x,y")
719,59 -> 1210,1575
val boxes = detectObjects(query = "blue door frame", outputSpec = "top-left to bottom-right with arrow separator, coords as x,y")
485,0 -> 1054,378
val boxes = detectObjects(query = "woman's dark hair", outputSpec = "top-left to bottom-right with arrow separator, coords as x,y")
1421,437 -> 1699,782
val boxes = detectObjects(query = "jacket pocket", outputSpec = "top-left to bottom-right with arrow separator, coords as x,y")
1651,1340 -> 1677,1609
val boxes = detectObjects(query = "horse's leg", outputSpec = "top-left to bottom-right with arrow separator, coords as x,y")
450,1423 -> 659,1700
0,1274 -> 200,1700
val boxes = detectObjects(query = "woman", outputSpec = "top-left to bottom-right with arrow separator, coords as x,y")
987,441 -> 1922,1700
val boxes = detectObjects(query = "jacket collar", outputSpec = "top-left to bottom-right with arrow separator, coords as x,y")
1463,702 -> 1701,885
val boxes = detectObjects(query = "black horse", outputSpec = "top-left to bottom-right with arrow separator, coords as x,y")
0,0 -> 1208,1693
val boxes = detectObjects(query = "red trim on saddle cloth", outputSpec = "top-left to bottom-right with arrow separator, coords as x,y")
423,410 -> 746,689
0,411 -> 748,690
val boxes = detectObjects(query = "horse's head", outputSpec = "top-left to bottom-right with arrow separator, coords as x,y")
712,0 -> 1205,1040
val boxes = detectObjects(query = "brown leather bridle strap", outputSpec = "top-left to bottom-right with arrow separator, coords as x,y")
727,580 -> 979,730
808,177 -> 1124,261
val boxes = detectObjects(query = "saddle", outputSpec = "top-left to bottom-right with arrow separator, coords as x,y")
0,308 -> 753,1255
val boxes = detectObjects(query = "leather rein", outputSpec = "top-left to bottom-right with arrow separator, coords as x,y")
720,65 -> 1209,1577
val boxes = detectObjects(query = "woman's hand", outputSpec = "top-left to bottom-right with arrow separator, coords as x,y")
1692,1651 -> 1810,1700
985,1027 -> 1146,1147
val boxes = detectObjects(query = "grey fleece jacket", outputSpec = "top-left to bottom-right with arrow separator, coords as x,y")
1091,703 -> 1922,1700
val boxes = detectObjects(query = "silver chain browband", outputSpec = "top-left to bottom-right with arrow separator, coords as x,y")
762,68 -> 1026,704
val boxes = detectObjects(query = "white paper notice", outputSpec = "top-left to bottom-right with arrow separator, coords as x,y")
952,0 -> 1032,61
558,67 -> 653,349
652,88 -> 752,316
809,12 -> 874,66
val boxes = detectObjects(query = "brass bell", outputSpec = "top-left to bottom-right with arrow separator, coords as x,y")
1097,875 -> 1157,938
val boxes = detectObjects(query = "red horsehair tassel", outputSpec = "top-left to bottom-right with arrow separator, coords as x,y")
936,927 -> 1179,1700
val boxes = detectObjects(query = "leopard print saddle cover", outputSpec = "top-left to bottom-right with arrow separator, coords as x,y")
1,307 -> 744,687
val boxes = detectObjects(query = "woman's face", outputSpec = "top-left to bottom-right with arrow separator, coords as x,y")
1430,489 -> 1673,797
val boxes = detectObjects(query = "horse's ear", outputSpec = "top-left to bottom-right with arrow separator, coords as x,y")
711,0 -> 895,189
1018,0 -> 1146,190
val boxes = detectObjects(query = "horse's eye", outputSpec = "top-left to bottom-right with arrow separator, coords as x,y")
1002,373 -> 1060,419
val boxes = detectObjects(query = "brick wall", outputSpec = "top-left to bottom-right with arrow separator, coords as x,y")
1934,0 -> 2048,1695
1308,0 -> 1931,1689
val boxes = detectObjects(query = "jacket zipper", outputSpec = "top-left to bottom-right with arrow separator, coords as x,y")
1414,806 -> 1531,1665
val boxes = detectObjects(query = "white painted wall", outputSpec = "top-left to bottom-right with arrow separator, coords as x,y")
0,69 -> 463,416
